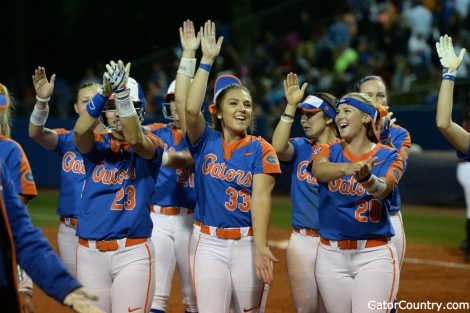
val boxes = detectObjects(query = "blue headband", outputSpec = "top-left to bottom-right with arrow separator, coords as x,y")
298,96 -> 337,120
337,97 -> 377,121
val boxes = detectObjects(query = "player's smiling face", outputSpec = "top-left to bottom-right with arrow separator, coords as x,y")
359,80 -> 388,107
75,86 -> 99,115
300,110 -> 327,139
336,104 -> 367,140
220,89 -> 252,137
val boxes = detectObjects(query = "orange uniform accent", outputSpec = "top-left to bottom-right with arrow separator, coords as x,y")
320,236 -> 388,249
293,228 -> 319,237
79,237 -> 147,251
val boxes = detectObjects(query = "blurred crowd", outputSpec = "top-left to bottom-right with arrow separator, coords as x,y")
7,0 -> 470,130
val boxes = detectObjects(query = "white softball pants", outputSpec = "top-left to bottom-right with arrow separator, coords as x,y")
57,218 -> 79,277
77,238 -> 156,313
150,211 -> 197,312
286,230 -> 326,313
457,162 -> 470,219
315,240 -> 399,313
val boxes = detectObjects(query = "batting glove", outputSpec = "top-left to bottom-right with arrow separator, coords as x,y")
105,60 -> 136,118
436,34 -> 466,81
63,287 -> 105,313
379,113 -> 392,145
98,73 -> 113,98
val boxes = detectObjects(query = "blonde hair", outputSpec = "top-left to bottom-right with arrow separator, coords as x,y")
0,83 -> 14,138
342,92 -> 379,143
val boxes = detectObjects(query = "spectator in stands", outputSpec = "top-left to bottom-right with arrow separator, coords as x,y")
402,0 -> 433,40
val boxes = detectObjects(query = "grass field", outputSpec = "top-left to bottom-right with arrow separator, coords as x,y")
28,189 -> 467,247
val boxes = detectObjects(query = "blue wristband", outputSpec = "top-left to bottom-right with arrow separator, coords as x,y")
443,75 -> 456,82
86,93 -> 109,118
199,63 -> 211,73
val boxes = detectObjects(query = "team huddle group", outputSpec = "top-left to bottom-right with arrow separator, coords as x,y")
1,19 -> 469,313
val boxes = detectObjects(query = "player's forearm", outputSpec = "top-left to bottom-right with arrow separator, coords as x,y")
312,161 -> 351,182
436,80 -> 455,131
73,112 -> 96,154
435,79 -> 468,153
272,122 -> 294,162
28,123 -> 58,150
251,197 -> 271,249
165,151 -> 195,168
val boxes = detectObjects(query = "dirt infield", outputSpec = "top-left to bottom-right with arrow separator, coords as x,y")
31,225 -> 470,313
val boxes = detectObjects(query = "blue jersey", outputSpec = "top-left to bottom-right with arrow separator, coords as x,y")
147,123 -> 196,208
77,132 -> 164,240
53,129 -> 86,218
187,123 -> 281,228
0,160 -> 81,305
389,125 -> 411,213
310,140 -> 403,240
0,137 -> 37,199
283,137 -> 330,230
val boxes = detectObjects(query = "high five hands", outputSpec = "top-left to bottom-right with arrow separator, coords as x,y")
284,73 -> 308,107
436,34 -> 466,79
200,20 -> 224,62
180,19 -> 201,54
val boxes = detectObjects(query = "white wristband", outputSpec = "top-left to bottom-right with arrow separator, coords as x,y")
115,93 -> 136,118
30,105 -> 49,126
177,57 -> 197,78
364,175 -> 387,197
161,151 -> 169,166
36,95 -> 51,103
281,116 -> 294,124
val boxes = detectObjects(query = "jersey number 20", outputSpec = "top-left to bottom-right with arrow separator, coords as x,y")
355,199 -> 382,222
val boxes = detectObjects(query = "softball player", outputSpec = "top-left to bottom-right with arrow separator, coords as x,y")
0,94 -> 103,313
310,93 -> 402,313
185,21 -> 281,313
142,20 -> 199,313
271,73 -> 339,313
74,62 -> 163,313
29,67 -> 105,277
355,75 -> 411,268
0,83 -> 38,313
435,34 -> 470,262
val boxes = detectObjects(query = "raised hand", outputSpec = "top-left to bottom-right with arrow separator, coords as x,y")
436,34 -> 466,78
179,20 -> 201,54
379,113 -> 392,144
284,72 -> 308,107
32,67 -> 56,102
105,60 -> 131,94
200,20 -> 224,62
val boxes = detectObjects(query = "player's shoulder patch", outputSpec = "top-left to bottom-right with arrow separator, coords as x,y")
393,169 -> 400,181
265,154 -> 279,164
24,171 -> 35,183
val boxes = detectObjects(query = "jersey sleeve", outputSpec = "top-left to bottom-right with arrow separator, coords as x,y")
457,135 -> 470,161
53,128 -> 71,154
254,139 -> 281,176
376,148 -> 403,189
2,140 -> 37,199
391,125 -> 411,162
186,123 -> 213,158
1,161 -> 81,301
